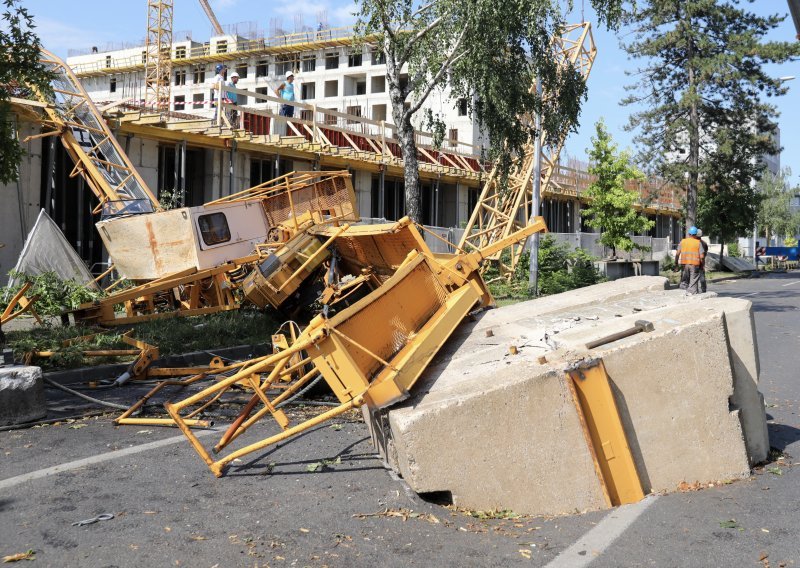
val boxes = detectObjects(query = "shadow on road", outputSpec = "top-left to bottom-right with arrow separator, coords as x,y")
768,422 -> 800,453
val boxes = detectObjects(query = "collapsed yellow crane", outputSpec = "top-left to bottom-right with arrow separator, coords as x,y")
459,22 -> 596,276
17,23 -> 599,478
36,50 -> 161,214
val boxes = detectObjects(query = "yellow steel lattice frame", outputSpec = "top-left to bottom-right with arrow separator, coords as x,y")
144,0 -> 174,111
458,22 -> 597,275
35,50 -> 160,214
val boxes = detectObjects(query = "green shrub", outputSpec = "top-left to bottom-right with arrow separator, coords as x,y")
1,271 -> 104,317
727,242 -> 740,258
490,236 -> 604,300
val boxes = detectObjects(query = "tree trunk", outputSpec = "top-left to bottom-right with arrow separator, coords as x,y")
388,87 -> 421,222
397,117 -> 421,222
384,38 -> 421,224
685,11 -> 699,227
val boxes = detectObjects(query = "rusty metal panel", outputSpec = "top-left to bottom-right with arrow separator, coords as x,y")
96,208 -> 198,280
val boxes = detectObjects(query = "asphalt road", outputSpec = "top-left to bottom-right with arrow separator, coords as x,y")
1,272 -> 799,567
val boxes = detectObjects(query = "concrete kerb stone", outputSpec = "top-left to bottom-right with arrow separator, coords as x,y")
0,365 -> 46,426
366,277 -> 765,517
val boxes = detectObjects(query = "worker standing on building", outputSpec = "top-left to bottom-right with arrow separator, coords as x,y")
225,71 -> 240,127
675,226 -> 706,295
210,63 -> 227,118
277,71 -> 296,118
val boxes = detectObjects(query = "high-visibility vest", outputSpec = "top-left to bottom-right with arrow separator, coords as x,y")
679,237 -> 703,266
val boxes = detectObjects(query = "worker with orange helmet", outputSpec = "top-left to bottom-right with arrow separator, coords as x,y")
675,226 -> 706,294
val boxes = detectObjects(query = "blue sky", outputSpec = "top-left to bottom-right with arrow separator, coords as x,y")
22,0 -> 800,185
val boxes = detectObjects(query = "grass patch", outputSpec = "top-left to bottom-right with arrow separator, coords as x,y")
5,308 -> 280,370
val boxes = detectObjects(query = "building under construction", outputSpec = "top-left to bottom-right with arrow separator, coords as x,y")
0,7 -> 683,284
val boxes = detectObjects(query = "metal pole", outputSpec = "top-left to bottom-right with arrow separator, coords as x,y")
228,140 -> 236,196
180,139 -> 187,206
378,167 -> 385,219
528,79 -> 543,294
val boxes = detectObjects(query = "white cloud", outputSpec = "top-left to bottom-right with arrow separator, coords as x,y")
35,17 -> 118,58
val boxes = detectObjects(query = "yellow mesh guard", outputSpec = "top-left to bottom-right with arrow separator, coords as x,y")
262,176 -> 357,226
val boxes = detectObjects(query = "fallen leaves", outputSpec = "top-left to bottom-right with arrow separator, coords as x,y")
68,424 -> 86,430
767,467 -> 783,476
719,519 -> 743,531
470,509 -> 520,520
306,456 -> 341,472
353,508 -> 440,524
2,550 -> 35,563
519,549 -> 531,559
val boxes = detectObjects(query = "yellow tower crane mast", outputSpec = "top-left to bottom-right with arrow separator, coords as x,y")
144,0 -> 174,111
458,22 -> 597,277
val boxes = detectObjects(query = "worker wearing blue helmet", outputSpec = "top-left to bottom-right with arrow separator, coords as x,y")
209,64 -> 228,117
675,226 -> 705,294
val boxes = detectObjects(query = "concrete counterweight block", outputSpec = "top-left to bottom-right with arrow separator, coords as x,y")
365,276 -> 767,518
0,366 -> 47,426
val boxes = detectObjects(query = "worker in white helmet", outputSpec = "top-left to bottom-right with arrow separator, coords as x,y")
277,70 -> 297,118
224,71 -> 240,127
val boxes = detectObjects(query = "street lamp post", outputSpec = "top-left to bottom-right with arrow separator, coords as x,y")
528,79 -> 543,295
753,76 -> 794,255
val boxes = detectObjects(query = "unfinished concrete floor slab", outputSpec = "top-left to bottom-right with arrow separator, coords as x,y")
366,277 -> 767,517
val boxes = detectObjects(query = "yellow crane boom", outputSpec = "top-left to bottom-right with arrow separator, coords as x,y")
198,0 -> 224,35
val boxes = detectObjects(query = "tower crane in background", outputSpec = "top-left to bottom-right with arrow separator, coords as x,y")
198,0 -> 225,36
458,23 -> 596,278
144,0 -> 174,111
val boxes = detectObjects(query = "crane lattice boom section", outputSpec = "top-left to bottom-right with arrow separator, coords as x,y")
458,22 -> 596,275
37,50 -> 160,214
145,0 -> 174,111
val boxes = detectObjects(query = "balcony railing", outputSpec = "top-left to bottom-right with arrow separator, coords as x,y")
70,26 -> 359,76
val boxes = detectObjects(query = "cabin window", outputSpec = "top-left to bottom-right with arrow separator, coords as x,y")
198,213 -> 231,245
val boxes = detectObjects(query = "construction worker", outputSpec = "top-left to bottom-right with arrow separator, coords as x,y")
675,226 -> 706,295
225,71 -> 240,127
696,228 -> 709,293
209,63 -> 227,118
277,71 -> 296,118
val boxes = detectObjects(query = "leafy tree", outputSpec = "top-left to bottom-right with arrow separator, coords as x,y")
582,119 -> 653,259
355,0 -> 625,221
0,0 -> 51,185
622,0 -> 800,227
696,122 -> 761,258
756,168 -> 797,245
